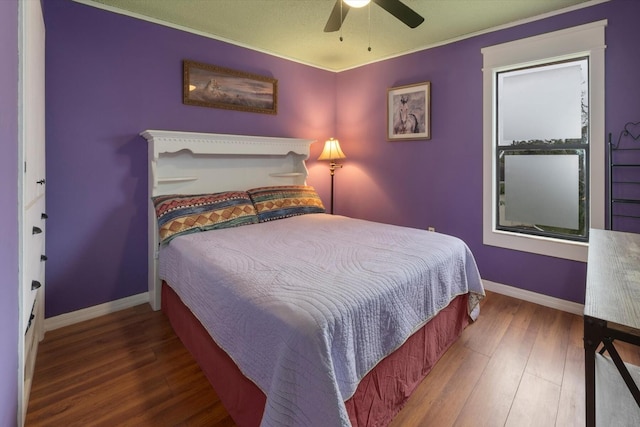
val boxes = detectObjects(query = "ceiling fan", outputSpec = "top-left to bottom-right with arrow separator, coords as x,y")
324,0 -> 425,32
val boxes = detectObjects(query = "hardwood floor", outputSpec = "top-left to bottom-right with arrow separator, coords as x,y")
25,291 -> 640,426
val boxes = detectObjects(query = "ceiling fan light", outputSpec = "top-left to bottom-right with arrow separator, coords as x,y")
344,0 -> 370,8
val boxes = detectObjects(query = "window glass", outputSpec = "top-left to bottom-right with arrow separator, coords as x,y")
498,149 -> 587,239
498,61 -> 587,144
495,58 -> 589,241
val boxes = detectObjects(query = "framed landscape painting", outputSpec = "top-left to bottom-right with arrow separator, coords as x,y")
183,60 -> 278,114
387,81 -> 431,140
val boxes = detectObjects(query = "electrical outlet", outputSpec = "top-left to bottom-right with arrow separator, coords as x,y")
427,227 -> 435,232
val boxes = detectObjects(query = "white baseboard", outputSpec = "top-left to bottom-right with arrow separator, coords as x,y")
42,281 -> 581,330
482,279 -> 584,316
44,292 -> 149,331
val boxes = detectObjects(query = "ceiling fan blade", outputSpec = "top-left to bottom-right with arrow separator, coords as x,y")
324,0 -> 350,32
373,0 -> 424,28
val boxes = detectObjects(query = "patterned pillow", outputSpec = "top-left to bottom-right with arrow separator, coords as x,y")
247,185 -> 326,222
152,191 -> 259,244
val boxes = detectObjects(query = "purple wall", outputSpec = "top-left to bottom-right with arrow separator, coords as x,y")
42,1 -> 336,317
335,0 -> 640,303
0,0 -> 19,423
43,0 -> 639,318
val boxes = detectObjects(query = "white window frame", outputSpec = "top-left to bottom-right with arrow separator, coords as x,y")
482,20 -> 607,262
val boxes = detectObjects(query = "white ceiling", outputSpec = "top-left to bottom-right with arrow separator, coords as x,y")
76,0 -> 602,71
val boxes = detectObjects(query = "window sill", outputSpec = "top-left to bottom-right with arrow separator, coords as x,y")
484,228 -> 588,262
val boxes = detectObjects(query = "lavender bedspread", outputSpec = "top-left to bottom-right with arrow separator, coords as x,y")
158,214 -> 484,427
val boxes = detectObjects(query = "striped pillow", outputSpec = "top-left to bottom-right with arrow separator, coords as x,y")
247,185 -> 325,222
152,191 -> 259,244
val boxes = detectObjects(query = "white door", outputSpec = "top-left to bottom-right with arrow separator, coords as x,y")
18,0 -> 46,424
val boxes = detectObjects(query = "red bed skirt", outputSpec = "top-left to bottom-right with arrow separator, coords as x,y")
161,282 -> 470,427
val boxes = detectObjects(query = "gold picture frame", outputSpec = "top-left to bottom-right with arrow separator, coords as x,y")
387,81 -> 431,140
183,60 -> 278,114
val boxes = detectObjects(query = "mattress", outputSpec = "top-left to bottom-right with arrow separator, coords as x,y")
158,214 -> 484,426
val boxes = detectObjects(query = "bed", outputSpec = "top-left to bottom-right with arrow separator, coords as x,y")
140,130 -> 485,427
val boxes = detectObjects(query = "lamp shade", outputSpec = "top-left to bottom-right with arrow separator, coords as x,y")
318,138 -> 346,161
344,0 -> 370,8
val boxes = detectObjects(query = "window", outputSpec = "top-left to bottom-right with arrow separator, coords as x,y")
497,58 -> 589,242
482,21 -> 606,262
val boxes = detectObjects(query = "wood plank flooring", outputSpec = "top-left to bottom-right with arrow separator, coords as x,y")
25,291 -> 640,426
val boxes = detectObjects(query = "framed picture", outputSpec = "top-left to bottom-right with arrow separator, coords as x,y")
183,60 -> 278,114
387,81 -> 431,140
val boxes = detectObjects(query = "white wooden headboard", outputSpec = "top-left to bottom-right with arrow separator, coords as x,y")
140,130 -> 316,310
